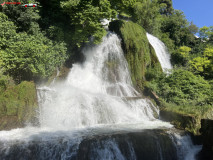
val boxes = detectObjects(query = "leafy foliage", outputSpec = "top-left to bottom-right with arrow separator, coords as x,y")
0,13 -> 17,49
172,46 -> 191,65
133,0 -> 161,34
157,0 -> 173,15
1,0 -> 40,34
160,10 -> 196,47
0,13 -> 67,82
199,26 -> 213,41
109,0 -> 136,13
189,46 -> 213,79
148,69 -> 213,106
61,0 -> 117,45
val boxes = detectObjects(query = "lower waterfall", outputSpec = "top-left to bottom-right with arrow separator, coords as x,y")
0,33 -> 201,160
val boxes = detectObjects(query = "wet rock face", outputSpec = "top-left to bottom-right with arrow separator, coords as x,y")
160,109 -> 200,135
197,119 -> 213,160
78,130 -> 177,160
0,129 -> 178,160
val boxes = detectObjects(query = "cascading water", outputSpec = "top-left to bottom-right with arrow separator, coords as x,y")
0,33 -> 200,160
38,32 -> 162,130
146,33 -> 173,72
168,131 -> 202,160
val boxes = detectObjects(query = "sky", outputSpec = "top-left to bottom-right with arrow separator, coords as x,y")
173,0 -> 213,28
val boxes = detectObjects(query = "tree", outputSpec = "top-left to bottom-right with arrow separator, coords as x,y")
160,10 -> 196,47
199,26 -> 213,41
158,0 -> 173,15
172,46 -> 191,65
189,57 -> 210,74
189,46 -> 213,79
1,33 -> 67,82
1,0 -> 40,34
0,13 -> 67,82
109,0 -> 136,14
0,13 -> 17,50
133,0 -> 161,33
188,22 -> 199,34
61,0 -> 117,46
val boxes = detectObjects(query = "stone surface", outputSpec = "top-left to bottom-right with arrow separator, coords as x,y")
160,109 -> 200,135
197,119 -> 213,160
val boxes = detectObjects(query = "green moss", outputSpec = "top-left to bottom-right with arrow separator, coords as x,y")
109,20 -> 162,91
0,81 -> 38,130
43,66 -> 70,86
16,81 -> 38,121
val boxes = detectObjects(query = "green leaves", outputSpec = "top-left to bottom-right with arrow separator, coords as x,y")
204,46 -> 213,57
189,46 -> 213,78
149,69 -> 212,106
2,0 -> 40,34
158,0 -> 173,15
190,57 -> 210,72
0,13 -> 17,49
199,26 -> 213,41
171,46 -> 191,66
177,46 -> 191,58
60,0 -> 120,46
0,13 -> 67,82
3,33 -> 67,81
109,0 -> 136,13
133,0 -> 160,34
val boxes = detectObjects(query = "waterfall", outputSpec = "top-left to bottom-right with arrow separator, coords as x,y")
0,33 -> 201,160
37,32 -> 166,130
146,33 -> 173,72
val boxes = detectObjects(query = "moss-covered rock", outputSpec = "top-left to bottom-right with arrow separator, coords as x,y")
109,20 -> 162,91
0,81 -> 38,130
160,109 -> 201,135
43,66 -> 70,86
158,100 -> 213,136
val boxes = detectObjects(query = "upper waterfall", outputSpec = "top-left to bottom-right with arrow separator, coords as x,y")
146,33 -> 173,72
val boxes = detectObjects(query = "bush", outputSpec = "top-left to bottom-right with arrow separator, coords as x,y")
1,33 -> 67,82
172,46 -> 191,66
148,69 -> 213,106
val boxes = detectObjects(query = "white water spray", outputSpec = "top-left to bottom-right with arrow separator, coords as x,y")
146,33 -> 173,72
